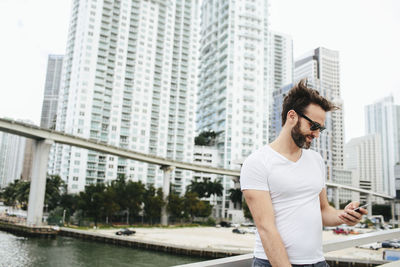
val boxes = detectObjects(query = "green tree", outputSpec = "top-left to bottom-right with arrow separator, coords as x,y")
3,180 -> 20,207
59,193 -> 79,224
187,178 -> 223,199
195,200 -> 212,218
229,188 -> 242,209
103,186 -> 120,224
243,199 -> 253,221
183,191 -> 200,222
15,180 -> 30,210
167,193 -> 185,223
45,175 -> 65,211
187,178 -> 207,198
78,183 -> 106,226
194,130 -> 217,146
206,179 -> 223,198
143,185 -> 164,224
111,175 -> 128,212
125,181 -> 146,223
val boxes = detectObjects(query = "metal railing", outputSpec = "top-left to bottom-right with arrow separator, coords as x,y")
174,228 -> 400,267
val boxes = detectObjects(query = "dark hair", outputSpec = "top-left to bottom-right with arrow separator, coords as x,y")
281,79 -> 338,126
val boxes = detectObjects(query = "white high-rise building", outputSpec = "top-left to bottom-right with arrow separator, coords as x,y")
41,55 -> 64,177
196,0 -> 271,217
344,134 -> 384,203
332,169 -> 359,204
197,0 -> 271,166
54,0 -> 200,193
294,47 -> 344,181
268,31 -> 293,143
269,31 -> 293,92
365,95 -> 400,196
40,55 -> 64,129
0,132 -> 26,188
193,145 -> 223,218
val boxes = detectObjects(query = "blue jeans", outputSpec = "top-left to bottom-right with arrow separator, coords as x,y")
252,257 -> 330,267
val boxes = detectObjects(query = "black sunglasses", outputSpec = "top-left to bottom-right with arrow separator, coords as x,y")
296,111 -> 326,132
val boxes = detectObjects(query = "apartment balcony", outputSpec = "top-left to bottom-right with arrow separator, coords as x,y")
121,114 -> 131,121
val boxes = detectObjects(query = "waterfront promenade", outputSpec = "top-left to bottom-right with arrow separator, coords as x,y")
64,226 -> 388,262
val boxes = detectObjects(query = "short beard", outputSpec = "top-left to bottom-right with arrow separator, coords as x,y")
291,121 -> 312,149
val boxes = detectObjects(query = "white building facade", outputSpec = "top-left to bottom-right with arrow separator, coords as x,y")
268,31 -> 293,143
40,55 -> 64,129
269,31 -> 293,93
54,0 -> 200,193
193,145 -> 224,218
332,169 -> 359,205
365,95 -> 400,197
344,134 -> 384,203
196,0 -> 271,217
294,47 -> 344,181
0,132 -> 26,188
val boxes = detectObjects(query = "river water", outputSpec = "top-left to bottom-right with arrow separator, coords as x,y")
0,230 -> 206,267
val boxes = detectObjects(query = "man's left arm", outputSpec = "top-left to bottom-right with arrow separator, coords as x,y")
319,188 -> 368,226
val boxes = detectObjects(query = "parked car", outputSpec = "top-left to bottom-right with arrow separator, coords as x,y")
219,221 -> 231,227
232,228 -> 246,234
357,242 -> 382,250
382,241 -> 400,248
333,228 -> 349,235
116,228 -> 136,236
243,227 -> 257,234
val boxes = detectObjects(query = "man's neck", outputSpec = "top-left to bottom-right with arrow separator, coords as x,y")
269,128 -> 301,156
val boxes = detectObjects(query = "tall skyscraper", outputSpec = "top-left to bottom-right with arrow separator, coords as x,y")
344,134 -> 383,203
196,0 -> 271,217
197,0 -> 271,168
365,95 -> 400,196
294,47 -> 344,181
269,83 -> 292,142
268,31 -> 293,143
40,55 -> 64,129
269,31 -> 293,93
54,0 -> 200,193
0,132 -> 26,188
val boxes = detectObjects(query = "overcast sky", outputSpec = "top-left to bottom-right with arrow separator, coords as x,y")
0,0 -> 399,142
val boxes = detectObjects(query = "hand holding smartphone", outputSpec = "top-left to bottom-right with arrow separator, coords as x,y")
353,203 -> 369,213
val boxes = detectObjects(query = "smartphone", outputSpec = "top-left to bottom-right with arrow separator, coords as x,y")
353,203 -> 369,213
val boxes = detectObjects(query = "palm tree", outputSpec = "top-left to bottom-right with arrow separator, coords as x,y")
187,178 -> 207,198
45,175 -> 65,211
206,179 -> 223,198
15,181 -> 30,210
228,188 -> 242,209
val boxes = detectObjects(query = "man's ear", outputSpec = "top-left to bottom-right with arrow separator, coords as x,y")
287,110 -> 298,124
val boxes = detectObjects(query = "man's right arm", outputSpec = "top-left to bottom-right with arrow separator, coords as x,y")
243,189 -> 291,267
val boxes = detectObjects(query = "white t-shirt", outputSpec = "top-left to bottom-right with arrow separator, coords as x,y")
240,145 -> 326,264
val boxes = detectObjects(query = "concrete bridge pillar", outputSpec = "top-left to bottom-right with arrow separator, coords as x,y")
160,165 -> 175,226
367,194 -> 372,216
26,139 -> 54,226
334,188 -> 340,209
391,201 -> 396,223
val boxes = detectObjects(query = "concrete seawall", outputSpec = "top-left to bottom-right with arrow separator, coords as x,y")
59,227 -> 237,259
0,219 -> 58,237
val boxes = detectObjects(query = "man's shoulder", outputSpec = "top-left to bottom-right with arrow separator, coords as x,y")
243,145 -> 274,167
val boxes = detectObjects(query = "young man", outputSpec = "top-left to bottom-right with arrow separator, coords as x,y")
241,80 -> 368,267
